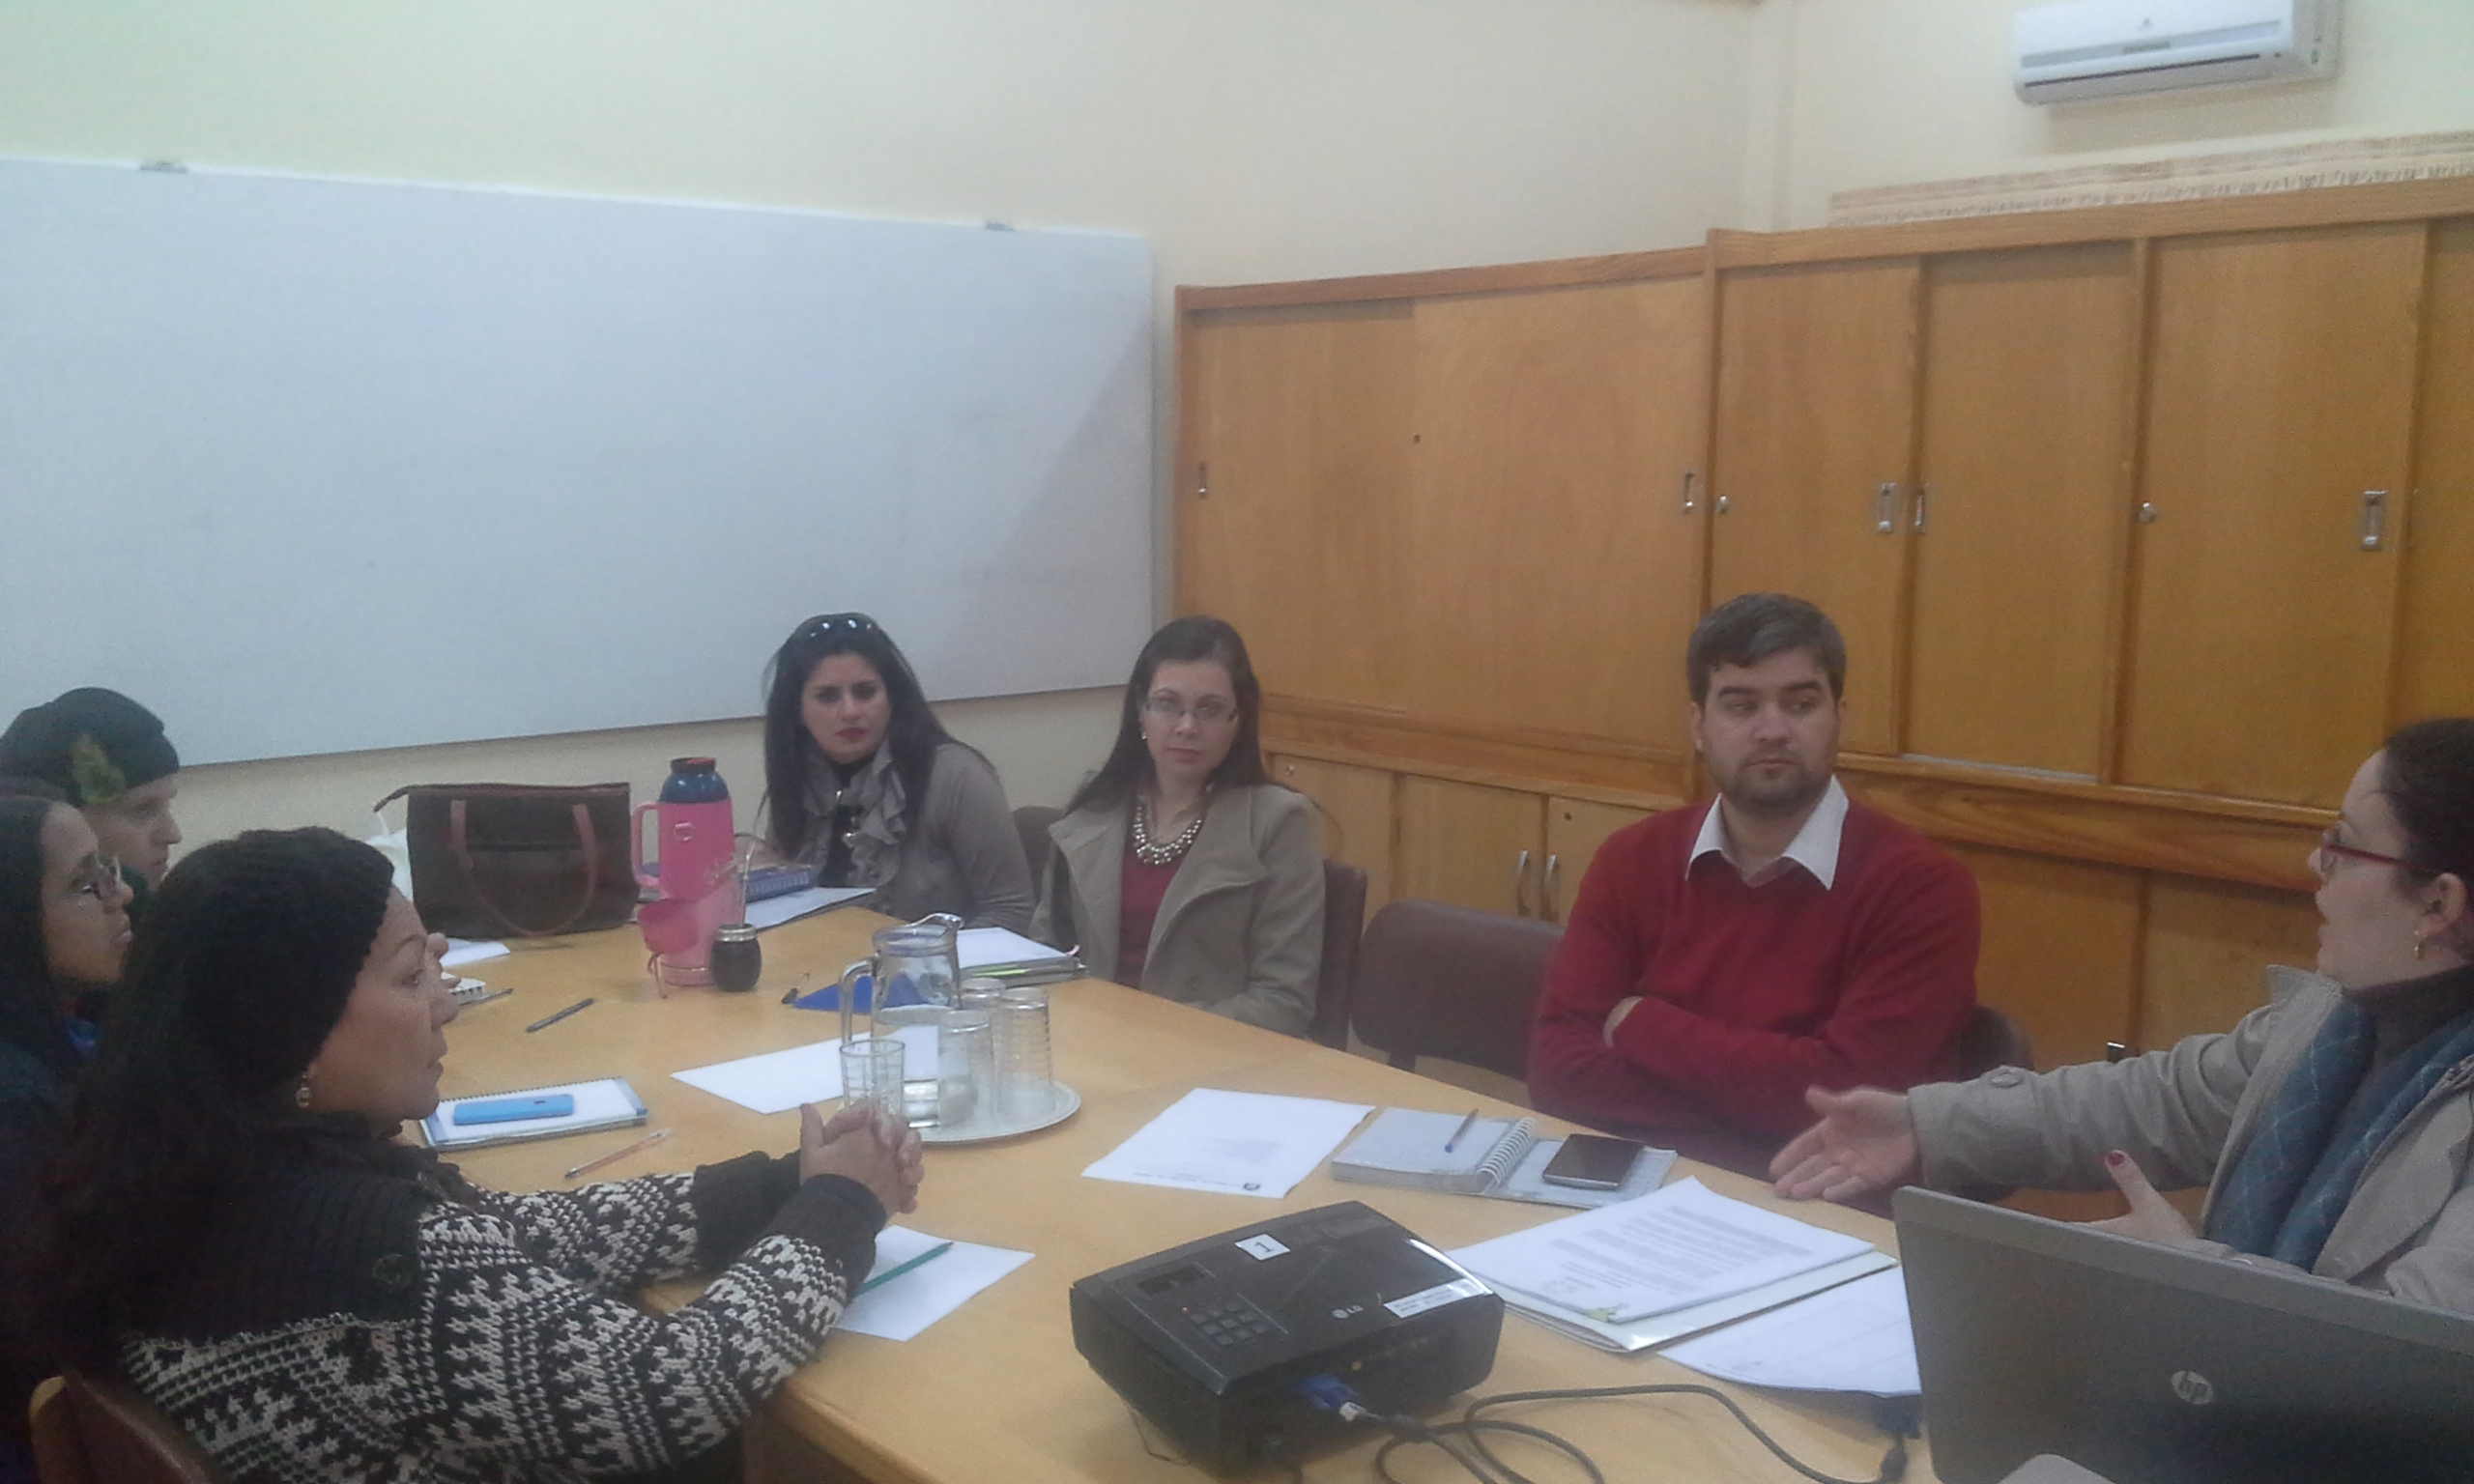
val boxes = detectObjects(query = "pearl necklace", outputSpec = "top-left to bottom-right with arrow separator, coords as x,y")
1132,794 -> 1207,866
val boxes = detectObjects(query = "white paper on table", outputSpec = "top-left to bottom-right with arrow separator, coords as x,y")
1480,1250 -> 1897,1355
835,1226 -> 1034,1341
1082,1088 -> 1375,1198
1450,1177 -> 1874,1324
1661,1267 -> 1919,1394
956,926 -> 1076,970
442,938 -> 511,968
671,1024 -> 940,1115
747,885 -> 877,931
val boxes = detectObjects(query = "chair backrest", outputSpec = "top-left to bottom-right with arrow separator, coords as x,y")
1348,899 -> 1563,1082
1309,860 -> 1368,1049
1956,1004 -> 2035,1077
29,1373 -> 223,1484
1013,804 -> 1062,888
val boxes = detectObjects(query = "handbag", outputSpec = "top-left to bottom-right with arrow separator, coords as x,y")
375,782 -> 636,938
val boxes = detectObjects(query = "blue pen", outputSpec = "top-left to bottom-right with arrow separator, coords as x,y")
1442,1108 -> 1482,1154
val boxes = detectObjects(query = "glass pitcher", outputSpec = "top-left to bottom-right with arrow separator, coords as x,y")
840,916 -> 963,1124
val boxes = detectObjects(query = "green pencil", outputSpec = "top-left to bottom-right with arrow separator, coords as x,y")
857,1241 -> 955,1295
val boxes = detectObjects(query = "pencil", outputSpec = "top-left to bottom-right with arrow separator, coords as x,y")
564,1127 -> 673,1181
1442,1107 -> 1482,1154
526,996 -> 594,1033
857,1241 -> 955,1295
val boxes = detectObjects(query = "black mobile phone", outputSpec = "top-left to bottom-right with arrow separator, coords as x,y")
1539,1133 -> 1646,1190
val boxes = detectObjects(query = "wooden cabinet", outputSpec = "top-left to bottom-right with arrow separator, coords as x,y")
1710,258 -> 1920,756
1266,754 -> 1395,908
2140,876 -> 2322,1051
2398,218 -> 2474,723
1404,276 -> 1708,749
1395,777 -> 1543,916
1542,798 -> 1651,924
2120,224 -> 2425,808
1949,844 -> 2142,1070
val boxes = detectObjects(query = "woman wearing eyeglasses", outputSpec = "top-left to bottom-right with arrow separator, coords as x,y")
1034,616 -> 1323,1036
1773,719 -> 2474,1314
0,790 -> 133,1482
760,614 -> 1033,931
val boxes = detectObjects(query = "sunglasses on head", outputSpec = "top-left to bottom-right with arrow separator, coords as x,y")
799,613 -> 881,639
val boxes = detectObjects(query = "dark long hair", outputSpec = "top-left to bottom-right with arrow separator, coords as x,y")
40,828 -> 394,1365
0,797 -> 76,1075
1066,616 -> 1272,815
2383,719 -> 2474,884
760,614 -> 961,857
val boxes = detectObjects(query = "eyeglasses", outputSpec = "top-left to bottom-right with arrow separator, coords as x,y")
1142,695 -> 1236,728
799,613 -> 880,639
67,854 -> 124,904
2311,827 -> 2432,879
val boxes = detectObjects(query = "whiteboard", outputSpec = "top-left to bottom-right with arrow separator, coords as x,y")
0,159 -> 1153,765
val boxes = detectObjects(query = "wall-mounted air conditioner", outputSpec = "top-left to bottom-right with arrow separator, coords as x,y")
2014,0 -> 2339,104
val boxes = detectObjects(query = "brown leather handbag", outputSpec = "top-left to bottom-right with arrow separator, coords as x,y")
376,783 -> 636,938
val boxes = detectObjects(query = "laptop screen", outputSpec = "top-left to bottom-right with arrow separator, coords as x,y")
1894,1187 -> 2474,1484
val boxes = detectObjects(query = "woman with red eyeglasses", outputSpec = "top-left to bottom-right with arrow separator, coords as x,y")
1772,719 -> 2474,1315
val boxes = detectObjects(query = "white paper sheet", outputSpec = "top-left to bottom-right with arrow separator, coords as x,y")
957,926 -> 1076,970
1661,1267 -> 1919,1394
442,938 -> 510,968
1083,1088 -> 1375,1198
835,1226 -> 1034,1342
670,1024 -> 940,1115
746,885 -> 877,931
1450,1177 -> 1874,1324
1480,1250 -> 1898,1354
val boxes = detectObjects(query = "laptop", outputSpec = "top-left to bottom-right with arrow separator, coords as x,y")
1894,1187 -> 2474,1484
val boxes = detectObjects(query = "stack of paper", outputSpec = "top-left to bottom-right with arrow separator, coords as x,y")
958,927 -> 1083,985
1449,1178 -> 1892,1353
1084,1089 -> 1374,1198
1660,1267 -> 1919,1394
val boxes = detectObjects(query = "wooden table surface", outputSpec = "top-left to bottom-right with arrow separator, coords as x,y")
440,909 -> 1940,1484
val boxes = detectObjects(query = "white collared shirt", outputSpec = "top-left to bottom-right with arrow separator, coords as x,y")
1686,776 -> 1850,890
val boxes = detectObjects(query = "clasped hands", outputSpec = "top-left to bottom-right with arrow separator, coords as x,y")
1769,1086 -> 2195,1246
799,1100 -> 926,1214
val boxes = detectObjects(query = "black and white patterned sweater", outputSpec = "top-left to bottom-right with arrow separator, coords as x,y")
118,1139 -> 883,1484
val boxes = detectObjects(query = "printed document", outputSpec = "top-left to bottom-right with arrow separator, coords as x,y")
1083,1088 -> 1374,1198
1662,1266 -> 1919,1394
672,1024 -> 940,1115
837,1226 -> 1034,1343
1450,1177 -> 1873,1323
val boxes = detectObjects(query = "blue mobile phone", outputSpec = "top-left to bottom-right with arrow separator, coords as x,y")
453,1093 -> 575,1126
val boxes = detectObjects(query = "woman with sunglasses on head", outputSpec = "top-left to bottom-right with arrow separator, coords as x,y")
1773,719 -> 2474,1314
1033,616 -> 1323,1036
37,827 -> 921,1484
0,787 -> 133,1483
760,614 -> 1033,931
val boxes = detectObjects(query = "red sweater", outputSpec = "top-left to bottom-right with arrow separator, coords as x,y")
1527,797 -> 1977,1144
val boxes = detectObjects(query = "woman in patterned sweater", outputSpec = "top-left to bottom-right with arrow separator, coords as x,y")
37,827 -> 923,1483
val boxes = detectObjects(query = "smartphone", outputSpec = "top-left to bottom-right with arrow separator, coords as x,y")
453,1093 -> 576,1126
1539,1133 -> 1646,1190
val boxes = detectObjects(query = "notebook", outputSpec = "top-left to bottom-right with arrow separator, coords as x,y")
419,1077 -> 647,1150
1328,1108 -> 1675,1209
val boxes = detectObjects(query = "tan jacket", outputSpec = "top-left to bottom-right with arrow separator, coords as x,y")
1034,784 -> 1323,1037
1912,965 -> 2474,1313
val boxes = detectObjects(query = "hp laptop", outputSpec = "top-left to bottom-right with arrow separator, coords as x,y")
1895,1186 -> 2474,1484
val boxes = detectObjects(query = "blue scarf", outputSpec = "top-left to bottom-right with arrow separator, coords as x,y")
2210,993 -> 2474,1269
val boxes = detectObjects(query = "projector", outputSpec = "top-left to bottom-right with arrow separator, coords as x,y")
1070,1202 -> 1503,1472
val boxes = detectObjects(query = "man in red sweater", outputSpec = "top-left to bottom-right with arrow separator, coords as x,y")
1527,593 -> 1978,1170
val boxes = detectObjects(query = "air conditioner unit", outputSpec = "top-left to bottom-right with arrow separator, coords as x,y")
2014,0 -> 2339,104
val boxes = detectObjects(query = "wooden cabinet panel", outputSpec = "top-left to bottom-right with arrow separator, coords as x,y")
1710,259 -> 1920,756
1910,245 -> 2136,777
2140,874 -> 2322,1051
1541,798 -> 1653,924
2398,218 -> 2474,723
1948,843 -> 2142,1070
1178,302 -> 1414,708
1395,777 -> 1543,916
1268,755 -> 1395,908
1404,277 -> 1708,750
2120,225 -> 2425,807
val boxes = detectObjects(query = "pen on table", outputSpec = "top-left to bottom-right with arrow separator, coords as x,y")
857,1241 -> 955,1295
465,987 -> 515,1010
1442,1107 -> 1482,1154
564,1127 -> 673,1181
526,997 -> 595,1033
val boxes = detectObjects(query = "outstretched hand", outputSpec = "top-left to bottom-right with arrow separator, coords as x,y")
2086,1149 -> 2196,1245
800,1101 -> 926,1214
1769,1086 -> 1920,1203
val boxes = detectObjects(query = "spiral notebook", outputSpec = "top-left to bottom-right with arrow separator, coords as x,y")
1328,1108 -> 1674,1209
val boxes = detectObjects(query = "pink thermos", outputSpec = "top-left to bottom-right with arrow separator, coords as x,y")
633,756 -> 746,986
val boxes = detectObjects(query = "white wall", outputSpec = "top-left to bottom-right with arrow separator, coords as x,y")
1753,0 -> 2474,228
0,0 -> 1760,845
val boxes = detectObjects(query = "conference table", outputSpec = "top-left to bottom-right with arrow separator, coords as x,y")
438,907 -> 1939,1484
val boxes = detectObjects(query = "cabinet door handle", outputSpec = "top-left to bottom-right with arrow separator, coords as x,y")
1680,471 -> 1698,514
1875,481 -> 1898,534
1714,494 -> 1730,515
1195,462 -> 1210,499
1511,849 -> 1531,917
1912,483 -> 1931,534
2361,489 -> 2388,551
2138,501 -> 2159,524
1543,853 -> 1562,921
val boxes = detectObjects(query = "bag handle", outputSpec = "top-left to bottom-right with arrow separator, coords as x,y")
447,799 -> 605,938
